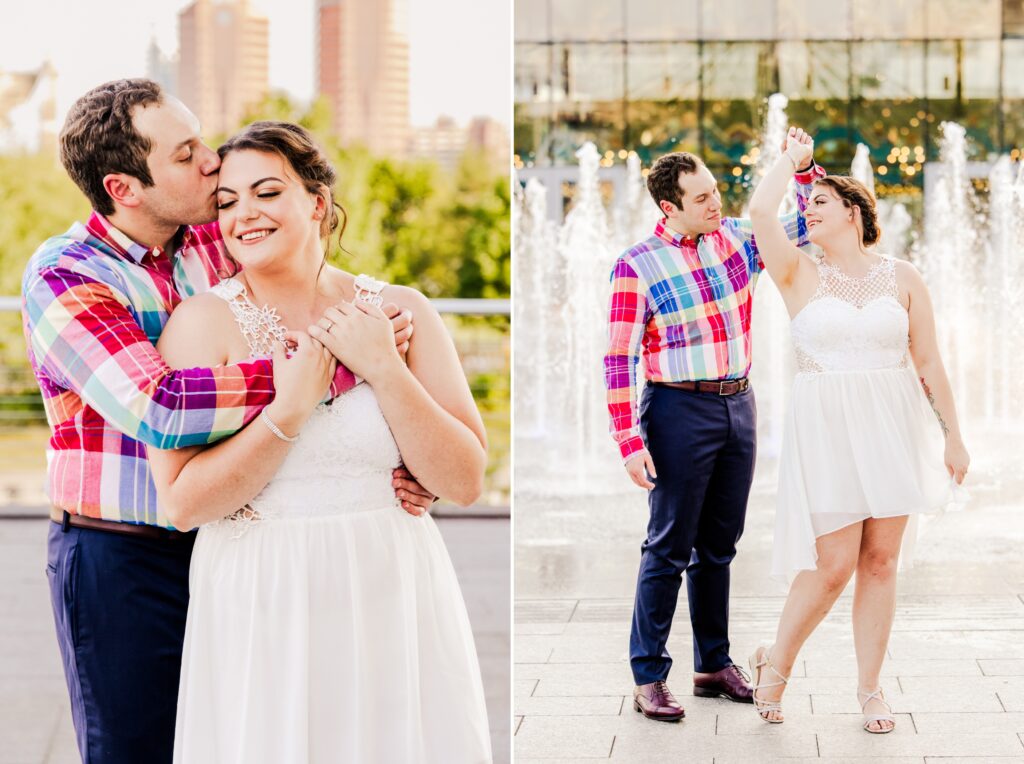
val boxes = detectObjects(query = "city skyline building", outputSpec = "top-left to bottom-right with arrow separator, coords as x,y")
177,0 -> 269,138
316,0 -> 411,156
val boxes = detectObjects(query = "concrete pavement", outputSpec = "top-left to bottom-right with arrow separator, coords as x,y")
0,514 -> 509,764
514,424 -> 1024,762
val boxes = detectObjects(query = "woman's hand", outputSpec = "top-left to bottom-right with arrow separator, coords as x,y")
944,438 -> 970,485
264,331 -> 335,436
784,126 -> 814,169
310,301 -> 404,384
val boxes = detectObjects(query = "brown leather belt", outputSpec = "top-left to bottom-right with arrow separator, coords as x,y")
50,506 -> 193,541
654,378 -> 750,396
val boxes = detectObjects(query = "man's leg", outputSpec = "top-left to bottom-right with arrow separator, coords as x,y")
47,522 -> 195,764
630,386 -> 727,685
686,388 -> 757,673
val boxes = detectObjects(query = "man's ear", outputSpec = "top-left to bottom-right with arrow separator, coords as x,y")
660,199 -> 678,216
102,173 -> 142,210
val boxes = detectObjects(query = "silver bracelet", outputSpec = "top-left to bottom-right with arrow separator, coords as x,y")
261,409 -> 299,442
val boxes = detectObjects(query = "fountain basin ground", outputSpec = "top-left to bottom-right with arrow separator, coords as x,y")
514,423 -> 1024,761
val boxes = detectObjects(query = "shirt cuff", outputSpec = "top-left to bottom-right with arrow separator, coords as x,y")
794,161 -> 825,184
618,435 -> 647,463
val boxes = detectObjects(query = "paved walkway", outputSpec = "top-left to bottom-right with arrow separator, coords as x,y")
514,425 -> 1024,762
1,515 -> 509,764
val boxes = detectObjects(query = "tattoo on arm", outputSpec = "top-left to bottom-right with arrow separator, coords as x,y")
919,376 -> 950,437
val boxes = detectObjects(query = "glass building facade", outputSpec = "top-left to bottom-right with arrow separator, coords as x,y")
515,0 -> 1024,206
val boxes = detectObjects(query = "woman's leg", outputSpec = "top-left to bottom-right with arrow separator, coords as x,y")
755,521 -> 863,720
853,515 -> 909,732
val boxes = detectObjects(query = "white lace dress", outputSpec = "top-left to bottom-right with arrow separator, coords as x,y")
172,277 -> 492,764
771,257 -> 954,582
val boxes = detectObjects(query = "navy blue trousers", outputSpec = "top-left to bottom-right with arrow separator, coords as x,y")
629,383 -> 757,684
47,520 -> 196,764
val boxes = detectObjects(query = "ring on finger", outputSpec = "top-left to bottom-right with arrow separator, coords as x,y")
323,319 -> 334,332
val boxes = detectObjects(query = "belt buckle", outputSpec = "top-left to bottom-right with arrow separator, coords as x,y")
718,380 -> 729,396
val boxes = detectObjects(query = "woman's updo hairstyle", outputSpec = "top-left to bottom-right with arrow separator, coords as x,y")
813,175 -> 881,246
218,121 -> 346,243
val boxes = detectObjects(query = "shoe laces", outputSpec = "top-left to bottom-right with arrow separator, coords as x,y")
652,680 -> 674,700
728,664 -> 751,683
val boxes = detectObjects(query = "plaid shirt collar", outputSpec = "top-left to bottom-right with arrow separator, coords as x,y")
654,218 -> 700,248
84,211 -> 198,265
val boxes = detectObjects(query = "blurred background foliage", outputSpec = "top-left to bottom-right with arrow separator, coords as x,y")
0,93 -> 510,506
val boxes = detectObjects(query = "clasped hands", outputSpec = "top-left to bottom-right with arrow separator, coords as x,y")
272,300 -> 434,516
782,126 -> 814,170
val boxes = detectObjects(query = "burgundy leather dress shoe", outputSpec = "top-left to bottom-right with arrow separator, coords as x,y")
633,680 -> 686,721
693,664 -> 754,703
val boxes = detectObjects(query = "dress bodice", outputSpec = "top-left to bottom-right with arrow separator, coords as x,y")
790,257 -> 910,374
208,276 -> 401,530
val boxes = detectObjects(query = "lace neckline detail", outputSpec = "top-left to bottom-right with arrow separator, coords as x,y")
213,278 -> 287,356
810,255 -> 897,309
211,274 -> 389,357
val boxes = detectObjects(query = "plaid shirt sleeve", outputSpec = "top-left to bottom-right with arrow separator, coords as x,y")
24,263 -> 280,448
728,162 -> 828,272
604,256 -> 648,462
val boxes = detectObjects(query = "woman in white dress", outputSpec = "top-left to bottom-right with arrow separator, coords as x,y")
745,128 -> 970,733
147,122 -> 492,762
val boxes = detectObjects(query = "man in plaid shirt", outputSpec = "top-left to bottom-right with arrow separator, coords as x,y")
605,149 -> 823,721
22,79 -> 431,763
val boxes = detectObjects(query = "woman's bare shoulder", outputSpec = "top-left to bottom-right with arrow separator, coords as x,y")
158,288 -> 239,367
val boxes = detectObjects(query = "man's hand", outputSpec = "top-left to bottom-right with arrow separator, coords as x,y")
625,450 -> 657,490
392,466 -> 436,516
382,302 -> 413,357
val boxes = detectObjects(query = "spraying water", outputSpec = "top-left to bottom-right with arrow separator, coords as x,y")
514,102 -> 1020,496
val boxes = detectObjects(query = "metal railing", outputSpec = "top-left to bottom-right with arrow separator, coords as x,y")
2,297 -> 510,315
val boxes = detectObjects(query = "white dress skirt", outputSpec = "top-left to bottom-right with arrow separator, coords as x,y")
770,257 -> 955,582
173,278 -> 492,764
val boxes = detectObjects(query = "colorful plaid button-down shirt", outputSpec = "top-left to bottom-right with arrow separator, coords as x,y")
21,212 -> 354,528
604,164 -> 825,462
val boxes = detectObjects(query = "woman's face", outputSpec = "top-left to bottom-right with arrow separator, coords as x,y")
215,149 -> 322,271
805,183 -> 854,245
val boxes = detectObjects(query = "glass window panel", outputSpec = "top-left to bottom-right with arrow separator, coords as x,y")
1003,40 -> 1024,154
776,0 -> 852,40
925,41 -> 998,158
851,41 -> 927,189
777,42 -> 852,168
549,43 -> 626,162
624,0 -> 699,41
514,44 -> 554,164
550,0 -> 624,41
515,0 -> 549,42
625,43 -> 700,161
1006,0 -> 1024,37
626,42 -> 700,100
701,42 -> 774,170
926,0 -> 1000,39
852,0 -> 926,40
1004,39 -> 1024,99
702,41 -> 763,99
700,0 -> 775,40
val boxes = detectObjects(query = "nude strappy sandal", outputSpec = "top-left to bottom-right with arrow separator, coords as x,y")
858,687 -> 895,733
748,646 -> 789,723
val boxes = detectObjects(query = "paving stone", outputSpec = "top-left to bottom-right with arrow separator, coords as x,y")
516,435 -> 1024,761
515,678 -> 540,700
514,716 -> 616,759
980,660 -> 1024,676
912,712 -> 1024,735
818,732 -> 1024,758
515,696 -> 625,717
804,658 -> 982,678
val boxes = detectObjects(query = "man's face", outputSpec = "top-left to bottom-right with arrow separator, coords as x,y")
667,167 -> 723,236
130,97 -> 221,228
